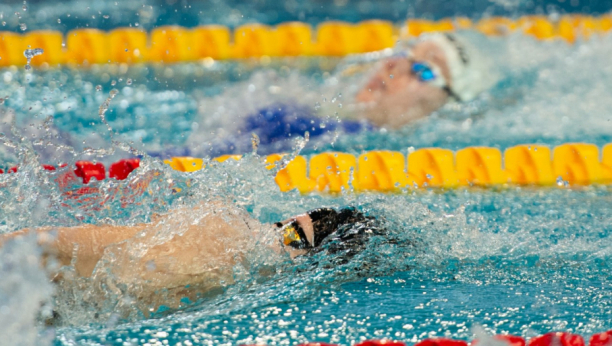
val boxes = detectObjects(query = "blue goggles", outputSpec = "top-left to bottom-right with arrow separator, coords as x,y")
409,60 -> 460,100
411,61 -> 438,83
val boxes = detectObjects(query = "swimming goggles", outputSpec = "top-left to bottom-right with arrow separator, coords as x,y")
392,50 -> 460,100
409,60 -> 461,101
278,220 -> 311,249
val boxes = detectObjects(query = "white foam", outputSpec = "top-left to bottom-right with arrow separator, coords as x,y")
0,234 -> 54,346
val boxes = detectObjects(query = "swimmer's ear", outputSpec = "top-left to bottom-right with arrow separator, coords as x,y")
275,222 -> 283,228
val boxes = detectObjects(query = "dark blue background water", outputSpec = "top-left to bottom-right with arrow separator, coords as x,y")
2,0 -> 611,34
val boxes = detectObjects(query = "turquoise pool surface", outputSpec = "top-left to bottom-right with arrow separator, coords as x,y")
1,1 -> 612,345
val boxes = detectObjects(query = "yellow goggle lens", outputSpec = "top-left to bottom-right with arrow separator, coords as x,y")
282,224 -> 301,246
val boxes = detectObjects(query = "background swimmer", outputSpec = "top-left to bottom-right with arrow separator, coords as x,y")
189,33 -> 494,156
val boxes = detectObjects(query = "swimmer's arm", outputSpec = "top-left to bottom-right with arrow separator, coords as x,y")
0,224 -> 148,277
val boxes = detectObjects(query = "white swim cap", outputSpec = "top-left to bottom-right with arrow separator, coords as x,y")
412,33 -> 491,102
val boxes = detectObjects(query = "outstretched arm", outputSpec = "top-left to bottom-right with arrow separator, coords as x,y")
0,201 -> 268,306
1,223 -> 148,277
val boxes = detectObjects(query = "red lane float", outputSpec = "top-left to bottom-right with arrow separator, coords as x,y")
74,161 -> 106,184
356,341 -> 408,346
240,331 -> 612,346
1,159 -> 141,183
589,331 -> 612,346
415,339 -> 468,346
530,333 -> 585,346
109,158 -> 140,180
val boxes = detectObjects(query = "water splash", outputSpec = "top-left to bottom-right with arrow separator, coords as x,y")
251,132 -> 260,154
98,88 -> 119,138
23,48 -> 43,70
0,235 -> 54,346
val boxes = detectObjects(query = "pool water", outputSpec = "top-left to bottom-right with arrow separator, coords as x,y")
1,2 -> 612,345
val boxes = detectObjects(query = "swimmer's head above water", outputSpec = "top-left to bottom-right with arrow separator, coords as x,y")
276,207 -> 378,258
354,33 -> 490,128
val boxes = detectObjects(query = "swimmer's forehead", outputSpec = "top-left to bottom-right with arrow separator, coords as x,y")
278,213 -> 311,227
399,40 -> 452,85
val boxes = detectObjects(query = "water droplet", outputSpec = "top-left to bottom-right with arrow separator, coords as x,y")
126,78 -> 132,85
24,48 -> 43,59
556,176 -> 568,187
390,74 -> 394,79
19,23 -> 27,31
23,48 -> 43,70
251,133 -> 260,154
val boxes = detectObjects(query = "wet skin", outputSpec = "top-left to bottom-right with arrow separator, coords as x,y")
355,41 -> 452,128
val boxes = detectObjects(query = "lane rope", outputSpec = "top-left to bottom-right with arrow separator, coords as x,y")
0,14 -> 610,67
3,142 -> 612,192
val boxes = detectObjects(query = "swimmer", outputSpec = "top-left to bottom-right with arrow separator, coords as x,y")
353,33 -> 489,128
0,202 -> 385,317
193,32 -> 493,156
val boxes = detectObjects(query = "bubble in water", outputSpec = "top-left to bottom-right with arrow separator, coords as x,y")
57,18 -> 61,24
111,80 -> 116,86
95,85 -> 102,91
19,23 -> 27,31
126,78 -> 132,85
23,48 -> 43,71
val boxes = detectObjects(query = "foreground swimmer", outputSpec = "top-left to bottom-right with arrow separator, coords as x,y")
0,203 -> 383,316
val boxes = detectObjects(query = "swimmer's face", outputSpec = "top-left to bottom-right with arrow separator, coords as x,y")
355,41 -> 451,128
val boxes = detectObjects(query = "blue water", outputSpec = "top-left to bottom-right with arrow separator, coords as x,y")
47,188 -> 612,345
1,1 -> 612,345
